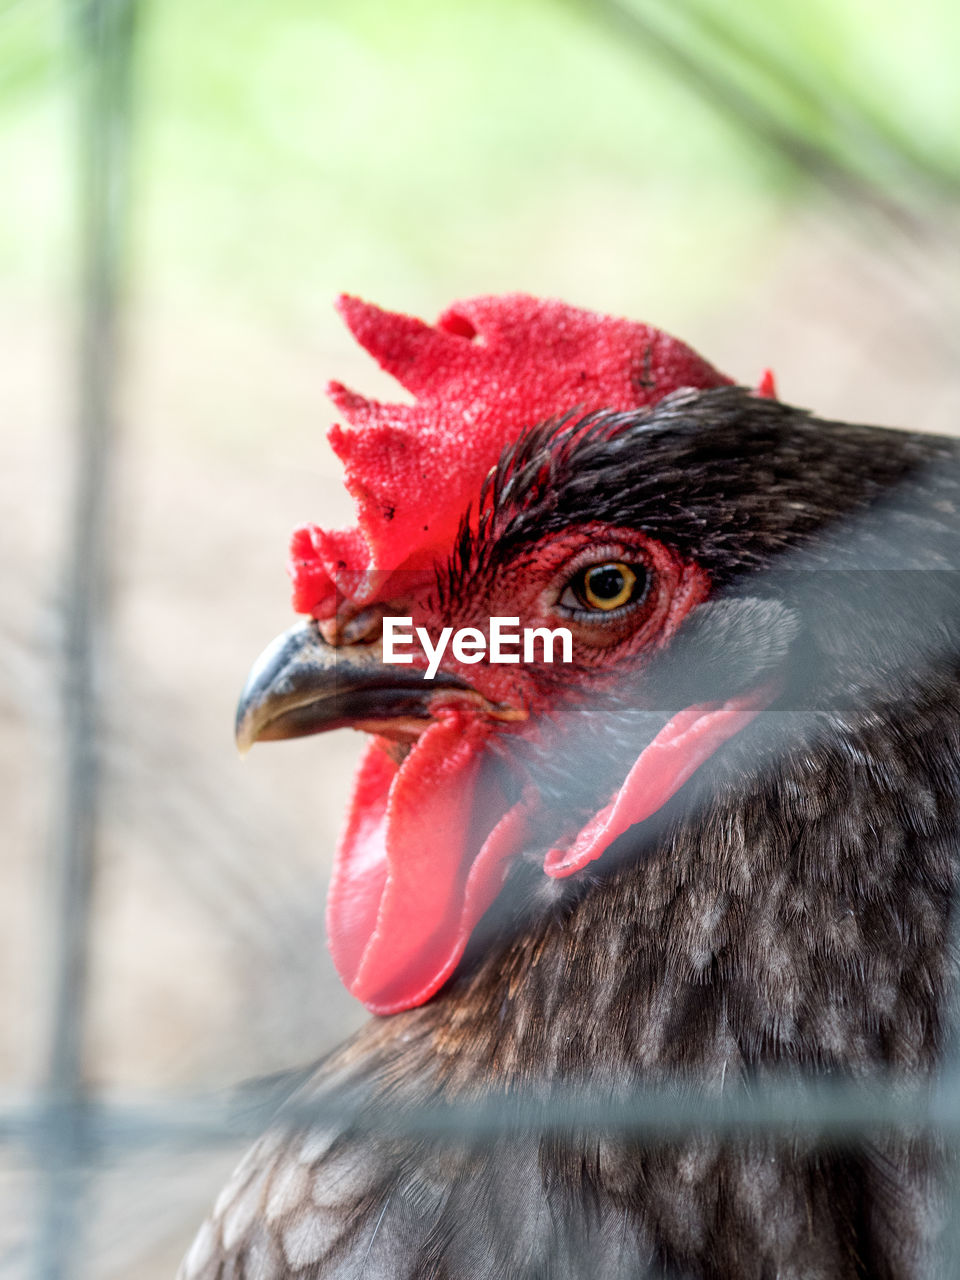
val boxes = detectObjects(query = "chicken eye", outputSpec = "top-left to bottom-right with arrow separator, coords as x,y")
567,561 -> 643,611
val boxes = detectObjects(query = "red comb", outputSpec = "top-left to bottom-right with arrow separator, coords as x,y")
755,368 -> 778,399
290,294 -> 733,616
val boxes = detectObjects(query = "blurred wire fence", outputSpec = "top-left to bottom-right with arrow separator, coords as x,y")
10,0 -> 960,1277
33,3 -> 139,1276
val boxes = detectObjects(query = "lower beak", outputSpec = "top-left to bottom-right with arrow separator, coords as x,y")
235,620 -> 468,752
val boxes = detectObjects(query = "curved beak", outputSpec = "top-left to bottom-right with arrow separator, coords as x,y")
235,620 -> 470,753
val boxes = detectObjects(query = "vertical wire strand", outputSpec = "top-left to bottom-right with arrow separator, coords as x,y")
33,2 -> 138,1276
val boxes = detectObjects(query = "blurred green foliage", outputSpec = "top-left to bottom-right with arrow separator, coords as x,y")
1,0 -> 957,323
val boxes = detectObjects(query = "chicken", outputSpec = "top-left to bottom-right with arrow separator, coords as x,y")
179,294 -> 960,1279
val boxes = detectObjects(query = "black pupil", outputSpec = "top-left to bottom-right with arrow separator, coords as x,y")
588,566 -> 627,600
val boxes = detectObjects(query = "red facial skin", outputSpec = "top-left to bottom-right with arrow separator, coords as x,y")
326,523 -> 710,722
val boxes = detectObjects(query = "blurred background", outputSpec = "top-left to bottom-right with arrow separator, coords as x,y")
2,0 -> 960,1274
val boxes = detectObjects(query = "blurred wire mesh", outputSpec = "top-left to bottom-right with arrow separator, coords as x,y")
3,0 -> 960,1275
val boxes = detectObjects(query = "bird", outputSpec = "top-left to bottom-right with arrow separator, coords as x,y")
179,293 -> 960,1279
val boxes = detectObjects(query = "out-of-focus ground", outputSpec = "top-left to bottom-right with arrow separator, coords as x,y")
3,0 -> 960,1274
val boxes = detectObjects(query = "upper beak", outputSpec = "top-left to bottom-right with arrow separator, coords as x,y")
235,620 -> 470,753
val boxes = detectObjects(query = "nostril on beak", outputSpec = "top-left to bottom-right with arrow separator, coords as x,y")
318,606 -> 386,648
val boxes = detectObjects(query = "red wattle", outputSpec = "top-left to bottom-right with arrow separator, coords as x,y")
328,710 -> 509,1014
324,741 -> 396,986
543,687 -> 776,878
328,690 -> 776,1015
